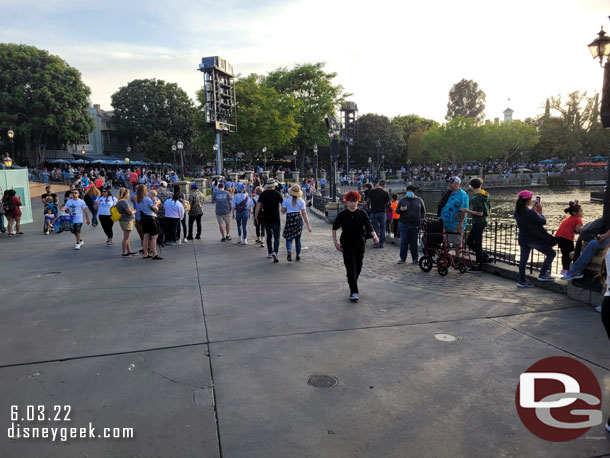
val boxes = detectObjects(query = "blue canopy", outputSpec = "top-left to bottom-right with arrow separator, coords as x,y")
592,155 -> 607,160
539,159 -> 556,163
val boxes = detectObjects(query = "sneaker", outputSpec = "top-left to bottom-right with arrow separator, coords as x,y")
225,235 -> 232,241
296,256 -> 301,261
379,244 -> 384,249
8,233 -> 13,236
560,269 -> 569,275
74,243 -> 81,250
186,236 -> 194,240
121,253 -> 132,257
243,239 -> 248,245
255,239 -> 260,244
195,235 -> 201,240
45,231 -> 49,235
287,253 -> 292,262
272,253 -> 279,263
412,260 -> 419,265
561,272 -> 583,281
397,259 -> 406,264
176,240 -> 181,245
238,237 -> 243,244
106,241 -> 113,247
182,238 -> 187,243
221,237 -> 226,242
350,293 -> 359,302
16,232 -> 23,235
166,241 -> 177,246
537,273 -> 555,282
260,243 -> 265,248
267,253 -> 273,259
596,305 -> 602,313
79,241 -> 84,246
517,281 -> 535,288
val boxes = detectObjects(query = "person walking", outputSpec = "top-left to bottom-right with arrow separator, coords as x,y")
116,187 -> 136,257
215,182 -> 232,242
514,190 -> 557,287
555,200 -> 584,275
281,184 -> 312,262
232,183 -> 252,244
461,178 -> 491,272
395,185 -> 426,265
3,190 -> 23,236
95,187 -> 117,246
252,186 -> 266,248
255,178 -> 283,263
390,193 -> 400,239
62,189 -> 90,249
164,187 -> 185,245
84,186 -> 101,227
366,180 -> 390,248
332,191 -> 379,302
187,183 -> 205,240
136,184 -> 162,260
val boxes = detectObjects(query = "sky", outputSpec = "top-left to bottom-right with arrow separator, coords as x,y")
1,0 -> 609,123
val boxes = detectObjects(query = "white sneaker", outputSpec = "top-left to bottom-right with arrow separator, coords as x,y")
44,231 -> 49,235
243,238 -> 248,245
182,238 -> 187,243
106,241 -> 113,247
267,253 -> 273,258
79,241 -> 84,246
238,237 -> 243,244
350,293 -> 359,302
74,243 -> 81,250
176,239 -> 181,245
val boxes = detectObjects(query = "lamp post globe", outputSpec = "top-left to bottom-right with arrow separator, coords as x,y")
7,129 -> 14,139
3,154 -> 13,168
293,150 -> 297,171
262,146 -> 267,170
81,149 -> 86,155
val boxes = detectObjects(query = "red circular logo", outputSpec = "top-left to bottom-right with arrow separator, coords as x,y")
515,356 -> 602,441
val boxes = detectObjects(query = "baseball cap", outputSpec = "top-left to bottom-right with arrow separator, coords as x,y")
160,181 -> 168,187
406,185 -> 418,191
236,183 -> 245,192
448,176 -> 461,184
518,190 -> 532,199
190,183 -> 198,190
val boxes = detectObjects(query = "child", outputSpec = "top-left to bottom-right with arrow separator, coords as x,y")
44,208 -> 56,235
386,196 -> 395,235
390,193 -> 400,239
555,200 -> 584,274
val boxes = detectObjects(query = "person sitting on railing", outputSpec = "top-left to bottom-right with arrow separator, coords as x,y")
562,216 -> 610,282
514,190 -> 556,288
555,201 -> 584,275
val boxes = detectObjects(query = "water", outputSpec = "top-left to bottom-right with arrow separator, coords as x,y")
418,187 -> 603,230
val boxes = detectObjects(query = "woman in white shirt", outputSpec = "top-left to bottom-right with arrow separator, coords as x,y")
281,184 -> 312,262
232,183 -> 253,244
95,187 -> 117,246
164,187 -> 185,245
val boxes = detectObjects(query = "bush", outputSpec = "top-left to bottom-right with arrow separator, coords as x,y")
546,175 -> 561,187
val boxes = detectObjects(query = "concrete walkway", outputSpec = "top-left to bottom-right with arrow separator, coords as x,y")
1,199 -> 610,457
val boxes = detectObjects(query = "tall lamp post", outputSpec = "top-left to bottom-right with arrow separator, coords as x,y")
313,144 -> 318,189
293,150 -> 297,171
177,140 -> 184,179
171,143 -> 177,171
374,140 -> 381,177
588,22 -> 610,228
368,157 -> 372,179
262,146 -> 267,170
7,129 -> 14,163
213,143 -> 219,173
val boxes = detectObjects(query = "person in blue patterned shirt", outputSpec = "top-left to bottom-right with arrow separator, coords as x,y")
440,176 -> 469,250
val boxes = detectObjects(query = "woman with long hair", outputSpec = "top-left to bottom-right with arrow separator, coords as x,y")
164,186 -> 184,245
332,191 -> 379,301
136,184 -> 162,260
514,190 -> 556,288
232,183 -> 252,244
3,189 -> 22,236
84,186 -> 101,227
281,184 -> 312,261
95,187 -> 117,246
116,187 -> 136,257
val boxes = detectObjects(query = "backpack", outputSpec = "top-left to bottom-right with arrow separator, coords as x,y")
235,196 -> 249,212
182,199 -> 191,213
110,205 -> 121,222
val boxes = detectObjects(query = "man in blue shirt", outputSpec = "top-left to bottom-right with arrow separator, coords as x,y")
441,176 -> 469,248
215,183 -> 232,242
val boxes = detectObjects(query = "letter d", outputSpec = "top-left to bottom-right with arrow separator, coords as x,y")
7,424 -> 15,438
520,372 -> 580,408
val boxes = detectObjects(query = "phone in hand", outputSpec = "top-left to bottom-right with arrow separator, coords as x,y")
535,196 -> 541,205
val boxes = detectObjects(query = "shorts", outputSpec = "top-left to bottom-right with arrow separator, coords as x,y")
71,223 -> 83,234
446,232 -> 463,247
119,220 -> 134,231
216,213 -> 231,226
140,216 -> 158,236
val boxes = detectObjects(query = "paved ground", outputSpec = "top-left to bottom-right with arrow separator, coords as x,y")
1,199 -> 610,457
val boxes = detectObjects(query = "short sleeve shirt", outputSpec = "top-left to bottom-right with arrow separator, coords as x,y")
215,190 -> 232,215
258,190 -> 283,223
441,189 -> 469,231
555,215 -> 583,241
282,197 -> 306,213
65,198 -> 88,223
116,199 -> 135,222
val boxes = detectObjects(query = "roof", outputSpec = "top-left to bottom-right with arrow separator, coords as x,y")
503,107 -> 514,113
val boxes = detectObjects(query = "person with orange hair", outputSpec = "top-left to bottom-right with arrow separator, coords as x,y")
332,191 -> 379,302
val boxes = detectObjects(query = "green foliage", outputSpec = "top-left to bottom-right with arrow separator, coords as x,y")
0,43 -> 95,166
546,175 -> 561,186
446,79 -> 486,123
483,120 -> 539,164
353,114 -> 405,167
391,114 -> 438,161
111,79 -> 194,152
264,63 -> 348,167
144,130 -> 173,163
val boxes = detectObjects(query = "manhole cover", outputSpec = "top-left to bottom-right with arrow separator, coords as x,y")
307,374 -> 338,388
434,333 -> 458,342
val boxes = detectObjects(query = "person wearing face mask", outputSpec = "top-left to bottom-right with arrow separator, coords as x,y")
395,185 -> 426,265
460,178 -> 491,272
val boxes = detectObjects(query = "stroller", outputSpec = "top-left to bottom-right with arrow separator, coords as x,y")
418,219 -> 471,276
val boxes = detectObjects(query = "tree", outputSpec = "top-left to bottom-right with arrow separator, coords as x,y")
111,79 -> 194,152
391,114 -> 438,161
0,44 -> 95,166
446,79 -> 486,123
353,114 -> 405,168
421,117 -> 486,164
264,63 -> 348,169
484,120 -> 539,164
144,131 -> 173,163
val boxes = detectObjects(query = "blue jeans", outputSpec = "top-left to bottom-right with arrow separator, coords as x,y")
236,210 -> 248,239
398,222 -> 419,262
91,209 -> 98,226
370,212 -> 386,245
569,238 -> 610,275
286,235 -> 302,256
519,242 -> 556,282
0,214 -> 5,232
264,222 -> 281,255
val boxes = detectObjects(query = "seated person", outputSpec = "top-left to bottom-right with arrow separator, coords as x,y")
562,217 -> 609,281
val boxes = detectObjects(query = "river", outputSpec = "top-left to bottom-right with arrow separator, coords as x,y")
417,187 -> 603,230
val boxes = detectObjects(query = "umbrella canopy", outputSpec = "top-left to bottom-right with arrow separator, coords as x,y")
539,159 -> 556,163
576,162 -> 606,167
591,156 -> 607,160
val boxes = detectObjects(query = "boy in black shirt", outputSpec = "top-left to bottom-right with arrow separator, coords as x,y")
366,180 -> 390,248
255,179 -> 284,262
333,191 -> 379,302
